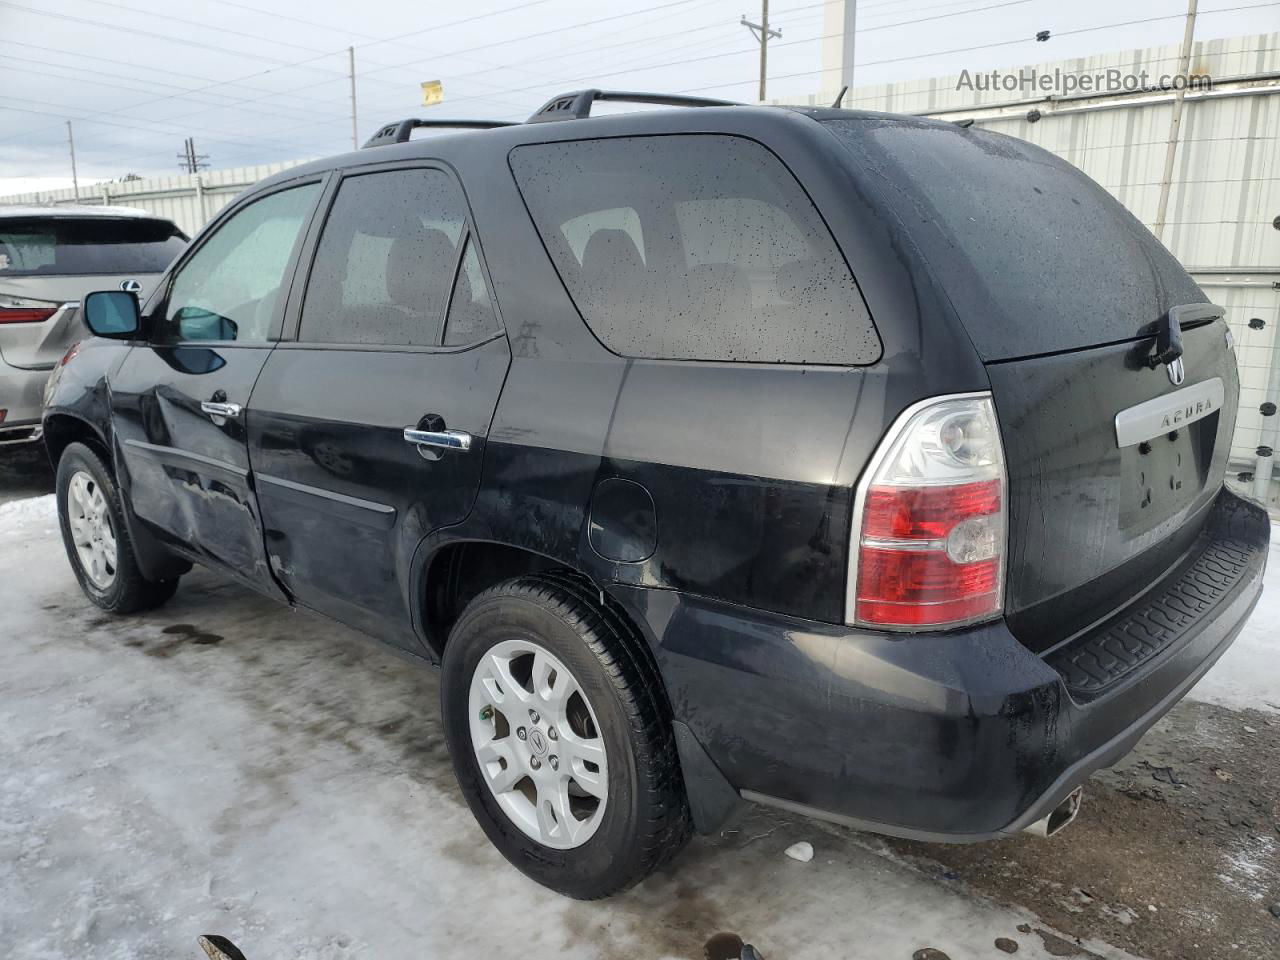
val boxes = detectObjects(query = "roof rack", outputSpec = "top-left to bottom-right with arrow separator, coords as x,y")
362,118 -> 518,149
526,89 -> 739,124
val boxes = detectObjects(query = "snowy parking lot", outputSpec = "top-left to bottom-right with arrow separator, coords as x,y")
2,484 -> 1277,960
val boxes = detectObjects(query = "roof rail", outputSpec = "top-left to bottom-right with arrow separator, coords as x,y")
526,89 -> 739,124
362,118 -> 518,149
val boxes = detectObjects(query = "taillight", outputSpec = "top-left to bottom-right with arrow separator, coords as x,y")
0,294 -> 60,324
849,393 -> 1007,630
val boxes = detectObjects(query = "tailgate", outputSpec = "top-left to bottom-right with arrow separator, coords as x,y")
987,321 -> 1241,651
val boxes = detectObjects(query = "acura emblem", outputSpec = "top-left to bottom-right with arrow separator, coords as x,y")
1167,356 -> 1186,385
120,279 -> 143,294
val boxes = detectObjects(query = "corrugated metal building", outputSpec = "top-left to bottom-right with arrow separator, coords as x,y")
781,30 -> 1280,504
1,161 -> 309,237
3,32 -> 1277,502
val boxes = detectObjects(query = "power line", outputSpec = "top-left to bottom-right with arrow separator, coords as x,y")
7,0 -> 1277,180
0,37 -> 383,112
0,97 -> 329,157
422,0 -> 1036,114
671,0 -> 1280,97
0,0 -> 550,145
0,54 -> 348,129
68,0 -> 403,73
0,1 -> 353,75
5,0 -> 721,153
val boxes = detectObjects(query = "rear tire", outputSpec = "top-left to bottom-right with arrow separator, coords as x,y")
56,442 -> 180,614
440,573 -> 690,899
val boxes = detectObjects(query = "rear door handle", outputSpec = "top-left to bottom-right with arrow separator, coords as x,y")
200,401 -> 242,419
402,427 -> 472,451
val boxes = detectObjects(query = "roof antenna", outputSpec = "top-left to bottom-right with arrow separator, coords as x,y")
831,85 -> 849,109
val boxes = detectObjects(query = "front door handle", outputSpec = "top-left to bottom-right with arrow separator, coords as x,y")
200,400 -> 242,419
402,427 -> 472,451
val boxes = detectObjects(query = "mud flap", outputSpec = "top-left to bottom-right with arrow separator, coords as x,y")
673,719 -> 746,834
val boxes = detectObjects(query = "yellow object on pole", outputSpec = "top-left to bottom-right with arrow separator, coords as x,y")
421,81 -> 444,107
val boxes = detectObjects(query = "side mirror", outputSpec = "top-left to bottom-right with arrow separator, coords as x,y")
83,290 -> 140,338
175,307 -> 238,342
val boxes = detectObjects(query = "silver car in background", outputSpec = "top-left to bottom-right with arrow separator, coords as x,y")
0,205 -> 187,445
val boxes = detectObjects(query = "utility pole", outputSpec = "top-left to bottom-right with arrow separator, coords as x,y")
177,137 -> 210,174
348,46 -> 359,150
66,121 -> 80,201
1153,0 -> 1198,243
740,3 -> 781,102
840,0 -> 857,90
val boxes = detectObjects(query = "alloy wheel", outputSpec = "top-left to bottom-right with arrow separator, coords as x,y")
67,470 -> 117,589
467,638 -> 608,849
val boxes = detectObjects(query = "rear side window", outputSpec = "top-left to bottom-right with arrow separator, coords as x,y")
510,135 -> 879,365
0,217 -> 186,276
300,168 -> 468,347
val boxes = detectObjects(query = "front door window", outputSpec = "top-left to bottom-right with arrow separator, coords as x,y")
156,183 -> 320,344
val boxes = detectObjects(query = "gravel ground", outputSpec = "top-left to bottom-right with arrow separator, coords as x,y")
1,458 -> 1276,960
883,700 -> 1280,960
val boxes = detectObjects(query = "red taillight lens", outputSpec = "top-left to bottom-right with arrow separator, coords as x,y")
850,396 -> 1007,630
862,480 -> 1002,541
0,307 -> 57,324
0,295 -> 60,324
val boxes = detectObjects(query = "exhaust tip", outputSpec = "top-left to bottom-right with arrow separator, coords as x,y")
1023,787 -> 1083,838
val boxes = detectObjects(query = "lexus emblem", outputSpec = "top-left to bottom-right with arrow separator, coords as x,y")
1167,356 -> 1186,386
120,279 -> 143,294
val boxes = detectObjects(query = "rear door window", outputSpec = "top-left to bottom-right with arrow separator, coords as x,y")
300,168 -> 468,347
442,236 -> 500,346
0,217 -> 187,276
509,134 -> 879,365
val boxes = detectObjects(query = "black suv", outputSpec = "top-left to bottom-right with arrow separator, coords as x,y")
44,90 -> 1270,899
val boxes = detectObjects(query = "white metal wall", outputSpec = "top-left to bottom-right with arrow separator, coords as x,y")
0,160 -> 309,237
782,31 -> 1280,504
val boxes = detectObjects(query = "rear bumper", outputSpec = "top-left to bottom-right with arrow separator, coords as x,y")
617,487 -> 1270,840
0,361 -> 50,443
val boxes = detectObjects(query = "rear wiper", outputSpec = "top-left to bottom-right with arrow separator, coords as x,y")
1146,302 -> 1224,370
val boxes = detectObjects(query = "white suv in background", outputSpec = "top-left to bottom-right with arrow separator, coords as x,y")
0,205 -> 187,445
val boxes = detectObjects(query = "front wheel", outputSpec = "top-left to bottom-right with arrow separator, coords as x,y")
440,573 -> 690,899
56,442 -> 180,614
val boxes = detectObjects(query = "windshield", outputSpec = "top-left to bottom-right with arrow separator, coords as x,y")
822,117 -> 1204,361
0,217 -> 187,277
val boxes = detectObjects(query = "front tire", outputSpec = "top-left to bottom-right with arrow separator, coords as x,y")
56,442 -> 180,614
440,573 -> 690,899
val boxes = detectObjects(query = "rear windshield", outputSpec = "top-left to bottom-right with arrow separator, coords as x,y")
822,117 -> 1204,361
510,134 -> 880,365
0,217 -> 187,277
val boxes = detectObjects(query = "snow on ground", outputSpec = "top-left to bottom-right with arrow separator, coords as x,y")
0,492 -> 55,529
0,497 -> 1145,960
1186,519 -> 1280,714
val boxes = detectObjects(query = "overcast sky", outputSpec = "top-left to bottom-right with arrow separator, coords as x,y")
1,0 -> 1276,196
